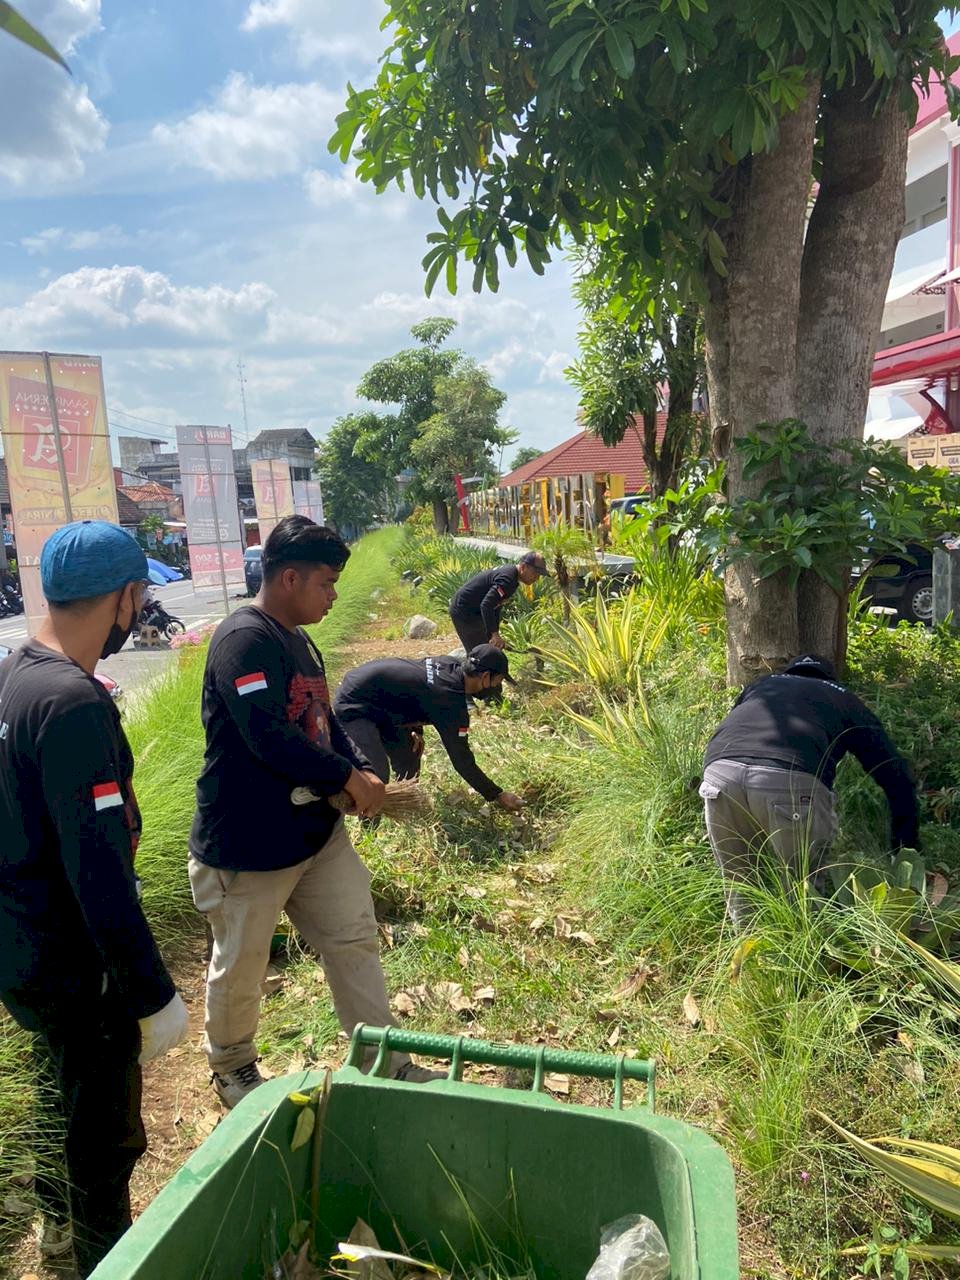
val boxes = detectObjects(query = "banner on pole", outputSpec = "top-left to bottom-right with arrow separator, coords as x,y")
176,425 -> 245,588
252,458 -> 294,545
0,352 -> 118,633
293,478 -> 324,524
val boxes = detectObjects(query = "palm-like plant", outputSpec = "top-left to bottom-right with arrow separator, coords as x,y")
532,523 -> 596,624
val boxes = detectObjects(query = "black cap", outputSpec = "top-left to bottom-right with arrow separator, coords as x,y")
519,550 -> 548,577
783,653 -> 837,681
465,643 -> 515,684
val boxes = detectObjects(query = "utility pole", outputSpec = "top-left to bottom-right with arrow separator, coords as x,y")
237,357 -> 250,443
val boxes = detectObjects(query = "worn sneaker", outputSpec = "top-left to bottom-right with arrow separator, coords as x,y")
212,1060 -> 265,1108
38,1218 -> 74,1260
392,1061 -> 446,1084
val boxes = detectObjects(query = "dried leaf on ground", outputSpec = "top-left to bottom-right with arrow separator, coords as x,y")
607,1024 -> 622,1048
407,922 -> 430,939
929,872 -> 949,907
342,1220 -> 396,1280
456,945 -> 470,969
473,985 -> 496,1005
608,961 -> 658,1002
378,923 -> 395,949
463,886 -> 487,900
392,991 -> 419,1017
544,1073 -> 571,1096
510,862 -> 556,884
434,981 -> 475,1015
553,914 -> 573,939
682,992 -> 702,1028
197,1109 -> 220,1137
529,916 -> 548,934
571,931 -> 597,947
902,1057 -> 926,1086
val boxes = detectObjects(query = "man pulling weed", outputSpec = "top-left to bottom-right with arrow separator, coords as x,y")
189,516 -> 440,1109
700,653 -> 919,925
0,521 -> 188,1277
333,644 -> 524,811
449,551 -> 547,652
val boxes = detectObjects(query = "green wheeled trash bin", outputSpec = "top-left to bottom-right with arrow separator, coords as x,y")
90,1026 -> 739,1280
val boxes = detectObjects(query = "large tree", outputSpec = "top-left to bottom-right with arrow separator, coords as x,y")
510,445 -> 543,471
330,0 -> 956,682
355,318 -> 512,532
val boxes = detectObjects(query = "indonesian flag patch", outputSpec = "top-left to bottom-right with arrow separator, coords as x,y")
235,671 -> 268,696
458,727 -> 469,738
93,781 -> 123,811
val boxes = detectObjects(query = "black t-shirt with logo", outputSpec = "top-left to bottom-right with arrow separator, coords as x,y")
0,642 -> 174,1031
334,655 -> 502,800
450,565 -> 519,634
190,607 -> 370,871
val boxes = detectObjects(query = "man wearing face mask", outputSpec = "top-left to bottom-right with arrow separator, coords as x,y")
333,645 -> 525,811
0,520 -> 188,1278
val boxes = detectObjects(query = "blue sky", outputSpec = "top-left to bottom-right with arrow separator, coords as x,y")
0,1 -> 581,462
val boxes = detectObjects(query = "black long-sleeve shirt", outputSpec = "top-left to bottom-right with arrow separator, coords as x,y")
190,607 -> 371,870
0,643 -> 175,1031
450,565 -> 519,636
334,655 -> 503,801
704,672 -> 919,848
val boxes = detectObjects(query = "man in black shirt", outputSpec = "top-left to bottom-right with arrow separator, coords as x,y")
334,645 -> 524,811
701,653 -> 919,925
0,520 -> 188,1277
189,516 -> 439,1108
449,551 -> 547,651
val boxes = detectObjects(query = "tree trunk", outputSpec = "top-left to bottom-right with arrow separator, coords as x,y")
795,72 -> 910,667
431,497 -> 450,534
708,80 -> 821,684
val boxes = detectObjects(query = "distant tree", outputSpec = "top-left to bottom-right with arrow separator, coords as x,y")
138,513 -> 165,545
354,319 -> 512,532
410,363 -> 515,532
316,413 -> 395,538
510,446 -> 542,472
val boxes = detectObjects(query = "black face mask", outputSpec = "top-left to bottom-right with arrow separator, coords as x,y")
473,684 -> 501,701
101,599 -> 137,659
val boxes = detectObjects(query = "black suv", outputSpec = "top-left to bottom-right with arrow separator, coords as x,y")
856,543 -> 933,625
243,545 -> 262,596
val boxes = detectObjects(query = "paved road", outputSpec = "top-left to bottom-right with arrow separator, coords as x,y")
0,579 -> 251,696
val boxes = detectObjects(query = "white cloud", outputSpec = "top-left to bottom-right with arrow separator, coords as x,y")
152,73 -> 341,180
0,264 -> 277,343
303,166 -> 360,206
241,0 -> 383,67
0,0 -> 107,185
21,223 -> 125,253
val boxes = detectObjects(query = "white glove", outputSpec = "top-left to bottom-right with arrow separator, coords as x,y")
138,992 -> 189,1064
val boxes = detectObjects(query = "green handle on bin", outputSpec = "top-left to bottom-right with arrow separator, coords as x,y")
347,1025 -> 656,1111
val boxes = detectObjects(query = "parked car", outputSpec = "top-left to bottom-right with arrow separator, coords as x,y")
0,643 -> 122,698
244,545 -> 263,596
855,542 -> 933,625
606,494 -> 649,521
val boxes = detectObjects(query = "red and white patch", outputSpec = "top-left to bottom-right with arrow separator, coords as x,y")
235,671 -> 268,695
458,727 -> 469,738
496,586 -> 506,597
93,781 -> 123,812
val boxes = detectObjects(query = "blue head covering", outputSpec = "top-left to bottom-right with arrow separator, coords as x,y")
41,520 -> 149,603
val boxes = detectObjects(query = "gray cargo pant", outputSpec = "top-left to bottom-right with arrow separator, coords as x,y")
699,760 -> 837,925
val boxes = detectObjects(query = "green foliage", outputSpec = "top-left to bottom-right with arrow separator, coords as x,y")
315,412 -> 397,537
352,320 -> 510,519
329,0 -> 955,322
509,446 -> 542,472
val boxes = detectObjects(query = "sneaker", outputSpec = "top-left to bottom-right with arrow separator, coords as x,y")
392,1061 -> 446,1084
212,1060 -> 265,1108
38,1219 -> 74,1260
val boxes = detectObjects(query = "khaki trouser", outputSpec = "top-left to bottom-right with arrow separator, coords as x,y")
699,760 -> 838,926
188,821 -> 406,1074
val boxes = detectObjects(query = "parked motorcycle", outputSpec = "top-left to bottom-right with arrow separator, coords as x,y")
1,582 -> 23,615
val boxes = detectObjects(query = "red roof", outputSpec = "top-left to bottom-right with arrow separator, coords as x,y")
118,482 -> 177,504
500,415 -> 667,493
912,31 -> 960,133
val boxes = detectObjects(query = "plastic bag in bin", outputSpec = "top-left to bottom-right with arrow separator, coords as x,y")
586,1214 -> 671,1280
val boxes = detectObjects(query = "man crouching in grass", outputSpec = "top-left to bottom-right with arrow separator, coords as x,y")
188,516 -> 442,1107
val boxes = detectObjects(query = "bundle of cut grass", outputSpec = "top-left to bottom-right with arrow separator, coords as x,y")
290,777 -> 430,820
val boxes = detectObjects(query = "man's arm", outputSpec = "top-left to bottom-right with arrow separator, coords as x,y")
39,701 -> 175,1019
844,699 -> 920,848
433,711 -> 503,801
480,568 -> 517,637
211,632 -> 354,795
